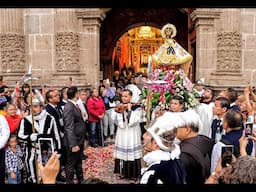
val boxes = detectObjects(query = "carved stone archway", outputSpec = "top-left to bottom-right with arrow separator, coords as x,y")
100,8 -> 190,80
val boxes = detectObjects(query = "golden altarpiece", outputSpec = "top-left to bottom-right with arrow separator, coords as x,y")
115,26 -> 163,74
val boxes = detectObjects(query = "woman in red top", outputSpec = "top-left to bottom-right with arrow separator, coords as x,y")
86,88 -> 105,147
5,104 -> 22,134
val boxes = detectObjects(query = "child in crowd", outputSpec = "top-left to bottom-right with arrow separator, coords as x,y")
5,134 -> 24,184
5,104 -> 23,134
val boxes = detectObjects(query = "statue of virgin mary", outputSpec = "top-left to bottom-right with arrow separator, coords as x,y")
152,23 -> 193,75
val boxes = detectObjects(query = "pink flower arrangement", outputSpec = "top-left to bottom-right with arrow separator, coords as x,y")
142,68 -> 199,110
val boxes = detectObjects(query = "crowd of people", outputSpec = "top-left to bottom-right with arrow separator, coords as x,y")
1,66 -> 256,185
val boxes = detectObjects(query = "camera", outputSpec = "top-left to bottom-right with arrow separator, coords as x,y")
245,122 -> 253,137
38,138 -> 54,166
221,145 -> 234,168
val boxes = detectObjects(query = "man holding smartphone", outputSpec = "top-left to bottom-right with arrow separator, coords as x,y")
210,110 -> 253,172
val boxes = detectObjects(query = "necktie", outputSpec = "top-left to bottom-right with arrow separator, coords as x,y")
83,103 -> 88,120
76,104 -> 81,111
55,106 -> 61,117
35,120 -> 40,126
216,119 -> 222,133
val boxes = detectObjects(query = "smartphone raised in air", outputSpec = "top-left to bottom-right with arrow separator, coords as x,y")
221,145 -> 234,168
38,138 -> 54,166
245,122 -> 253,137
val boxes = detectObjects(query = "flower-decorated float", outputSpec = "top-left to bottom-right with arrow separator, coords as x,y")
142,68 -> 199,110
142,23 -> 200,127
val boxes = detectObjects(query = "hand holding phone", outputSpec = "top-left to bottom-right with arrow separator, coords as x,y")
38,138 -> 54,166
221,145 -> 234,168
38,151 -> 60,184
245,122 -> 253,137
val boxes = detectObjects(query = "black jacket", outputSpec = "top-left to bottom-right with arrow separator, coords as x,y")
45,104 -> 64,136
140,159 -> 186,184
180,135 -> 214,184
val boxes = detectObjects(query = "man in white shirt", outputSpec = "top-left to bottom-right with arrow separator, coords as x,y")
77,89 -> 89,160
209,97 -> 230,143
77,89 -> 89,122
210,109 -> 253,172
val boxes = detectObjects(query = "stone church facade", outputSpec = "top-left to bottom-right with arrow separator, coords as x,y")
0,8 -> 255,91
0,8 -> 104,89
191,8 -> 256,92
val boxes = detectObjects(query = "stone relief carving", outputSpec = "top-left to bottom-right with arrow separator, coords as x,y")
217,31 -> 241,72
55,32 -> 80,72
0,33 -> 25,73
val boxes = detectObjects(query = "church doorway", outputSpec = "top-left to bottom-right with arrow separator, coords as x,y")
112,26 -> 163,76
100,8 -> 194,82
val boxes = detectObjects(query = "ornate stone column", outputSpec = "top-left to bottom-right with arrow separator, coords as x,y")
0,9 -> 25,85
210,9 -> 245,89
192,8 -> 246,90
55,9 -> 80,72
190,8 -> 221,85
76,8 -> 106,88
53,9 -> 86,87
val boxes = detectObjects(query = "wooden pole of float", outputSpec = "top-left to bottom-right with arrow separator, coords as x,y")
146,55 -> 152,128
26,64 -> 40,184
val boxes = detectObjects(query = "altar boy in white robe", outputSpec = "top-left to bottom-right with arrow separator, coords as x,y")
113,89 -> 142,181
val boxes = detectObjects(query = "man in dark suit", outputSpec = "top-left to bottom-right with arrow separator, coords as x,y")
45,89 -> 66,182
45,89 -> 64,137
63,86 -> 86,184
210,96 -> 230,143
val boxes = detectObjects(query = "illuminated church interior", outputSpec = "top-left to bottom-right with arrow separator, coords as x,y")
112,26 -> 163,75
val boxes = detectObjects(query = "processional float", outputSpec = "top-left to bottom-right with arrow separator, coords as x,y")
142,23 -> 197,128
